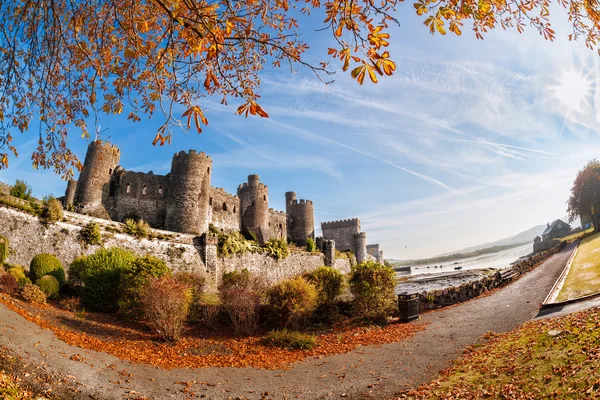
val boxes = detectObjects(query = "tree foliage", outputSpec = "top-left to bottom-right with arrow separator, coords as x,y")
0,0 -> 597,176
567,159 -> 600,232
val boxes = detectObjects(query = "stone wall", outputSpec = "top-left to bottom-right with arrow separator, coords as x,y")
268,209 -> 287,240
208,187 -> 240,232
0,205 -> 341,289
321,218 -> 361,252
415,245 -> 562,312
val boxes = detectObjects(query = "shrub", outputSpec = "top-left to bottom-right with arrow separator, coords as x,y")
174,272 -> 206,322
349,261 -> 396,323
37,275 -> 60,299
21,284 -> 46,304
266,277 -> 317,328
217,231 -> 258,257
9,179 -> 32,200
0,235 -> 8,264
304,266 -> 344,306
6,267 -> 25,281
219,269 -> 266,336
69,247 -> 136,312
0,274 -> 18,295
262,238 -> 289,260
29,254 -> 65,285
196,292 -> 222,328
140,276 -> 191,342
262,329 -> 317,350
118,255 -> 171,317
306,238 -> 317,252
124,218 -> 150,239
41,197 -> 63,224
80,222 -> 102,245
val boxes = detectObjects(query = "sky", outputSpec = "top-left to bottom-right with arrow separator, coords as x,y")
2,7 -> 600,259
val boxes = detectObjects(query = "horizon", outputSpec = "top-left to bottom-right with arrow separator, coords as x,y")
1,9 -> 599,259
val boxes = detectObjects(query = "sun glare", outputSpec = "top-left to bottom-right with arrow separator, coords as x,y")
552,70 -> 592,112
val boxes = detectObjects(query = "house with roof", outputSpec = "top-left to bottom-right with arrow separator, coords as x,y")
533,219 -> 571,253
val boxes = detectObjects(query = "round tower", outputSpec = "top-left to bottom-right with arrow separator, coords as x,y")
354,232 -> 367,263
165,150 -> 212,234
73,141 -> 120,214
286,195 -> 315,246
237,174 -> 269,242
64,179 -> 78,208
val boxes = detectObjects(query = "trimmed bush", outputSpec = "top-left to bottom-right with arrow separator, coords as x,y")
29,254 -> 65,285
262,329 -> 317,350
41,197 -> 63,224
0,274 -> 18,295
21,284 -> 46,304
219,269 -> 266,336
304,266 -> 344,306
262,238 -> 289,260
0,235 -> 9,264
174,272 -> 207,322
124,218 -> 150,239
6,267 -> 26,281
69,247 -> 136,312
349,261 -> 396,323
266,277 -> 317,328
118,255 -> 171,317
80,222 -> 102,245
306,238 -> 317,252
37,275 -> 60,299
140,276 -> 191,342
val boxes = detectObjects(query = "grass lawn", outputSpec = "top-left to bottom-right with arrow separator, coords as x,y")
560,227 -> 594,243
556,232 -> 600,302
399,308 -> 600,399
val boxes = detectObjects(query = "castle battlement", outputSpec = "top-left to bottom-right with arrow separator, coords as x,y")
354,232 -> 367,238
367,244 -> 379,248
172,150 -> 212,160
269,209 -> 285,215
321,218 -> 360,229
289,199 -> 314,206
210,187 -> 238,199
92,140 -> 120,153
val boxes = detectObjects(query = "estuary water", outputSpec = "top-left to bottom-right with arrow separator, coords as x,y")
397,243 -> 533,277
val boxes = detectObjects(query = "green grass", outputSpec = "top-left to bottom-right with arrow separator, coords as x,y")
262,329 -> 317,350
560,227 -> 595,243
400,308 -> 600,399
556,232 -> 600,302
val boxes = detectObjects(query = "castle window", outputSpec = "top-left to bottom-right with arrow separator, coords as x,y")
158,187 -> 163,195
109,168 -> 113,175
156,201 -> 158,206
207,167 -> 210,174
233,206 -> 236,213
126,183 -> 131,193
209,197 -> 213,206
263,195 -> 266,201
222,202 -> 228,211
279,224 -> 282,229
142,185 -> 147,195
268,222 -> 271,227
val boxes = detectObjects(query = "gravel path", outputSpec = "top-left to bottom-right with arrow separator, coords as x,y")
0,243 -> 575,400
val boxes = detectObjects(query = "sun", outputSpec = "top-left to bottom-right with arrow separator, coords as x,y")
551,70 -> 592,112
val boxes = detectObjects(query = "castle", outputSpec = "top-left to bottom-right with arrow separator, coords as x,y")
65,141 -> 382,262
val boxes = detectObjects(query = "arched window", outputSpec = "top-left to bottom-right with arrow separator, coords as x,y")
209,197 -> 213,206
223,202 -> 228,211
207,167 -> 210,174
233,206 -> 236,213
263,195 -> 266,200
142,185 -> 147,195
109,168 -> 113,175
158,187 -> 163,195
126,183 -> 131,193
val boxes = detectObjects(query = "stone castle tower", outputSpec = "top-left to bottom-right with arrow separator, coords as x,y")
73,141 -> 120,218
165,150 -> 212,234
285,192 -> 315,246
237,175 -> 270,242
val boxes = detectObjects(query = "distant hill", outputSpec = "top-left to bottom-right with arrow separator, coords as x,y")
446,224 -> 547,256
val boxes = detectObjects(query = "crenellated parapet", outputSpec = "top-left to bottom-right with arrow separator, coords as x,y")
321,218 -> 361,230
286,191 -> 315,246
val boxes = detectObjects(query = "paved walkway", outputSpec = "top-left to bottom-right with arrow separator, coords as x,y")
0,243 -> 576,400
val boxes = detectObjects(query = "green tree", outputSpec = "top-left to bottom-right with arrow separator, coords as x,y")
567,160 -> 600,232
9,180 -> 32,200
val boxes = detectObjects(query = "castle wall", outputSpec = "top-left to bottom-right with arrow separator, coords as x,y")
109,170 -> 170,228
285,192 -> 315,246
354,232 -> 367,263
367,243 -> 383,263
165,150 -> 212,234
208,187 -> 240,232
321,218 -> 361,252
268,209 -> 287,240
73,141 -> 120,218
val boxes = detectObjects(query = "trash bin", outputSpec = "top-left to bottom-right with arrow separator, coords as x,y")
398,292 -> 419,322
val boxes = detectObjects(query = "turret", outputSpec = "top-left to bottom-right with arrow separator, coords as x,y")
64,179 -> 78,208
237,174 -> 270,243
73,141 -> 120,216
286,193 -> 315,246
165,150 -> 212,234
354,232 -> 367,263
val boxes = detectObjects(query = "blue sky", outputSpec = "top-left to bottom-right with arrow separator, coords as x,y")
2,8 -> 600,259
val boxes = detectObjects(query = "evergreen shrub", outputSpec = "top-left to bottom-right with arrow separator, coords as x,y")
29,254 -> 65,285
266,277 -> 317,328
37,275 -> 60,299
349,261 -> 396,323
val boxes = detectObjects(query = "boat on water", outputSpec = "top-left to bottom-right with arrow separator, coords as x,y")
454,266 -> 463,270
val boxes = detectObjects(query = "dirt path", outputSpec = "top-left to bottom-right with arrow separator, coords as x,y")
0,243 -> 575,400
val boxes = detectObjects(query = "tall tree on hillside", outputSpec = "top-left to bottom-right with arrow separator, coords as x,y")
1,0 -> 599,177
567,160 -> 600,233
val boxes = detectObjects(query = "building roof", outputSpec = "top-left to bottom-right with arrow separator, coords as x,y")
542,219 -> 571,236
